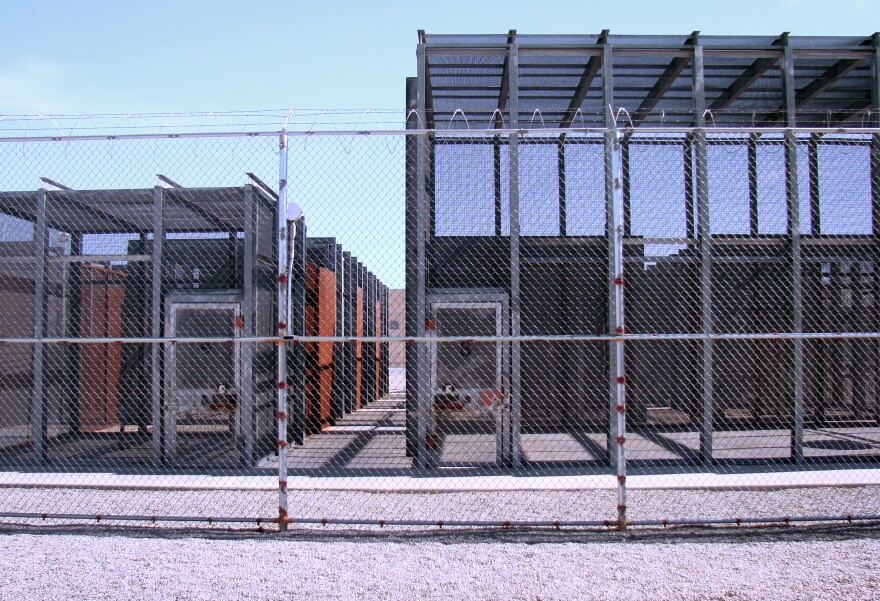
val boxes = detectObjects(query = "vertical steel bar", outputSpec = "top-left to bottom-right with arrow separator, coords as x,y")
782,42 -> 805,464
495,137 -> 503,236
508,42 -> 522,468
693,40 -> 714,465
241,185 -> 256,467
872,34 -> 880,425
748,134 -> 759,237
66,234 -> 83,435
150,186 -> 163,466
415,44 -> 429,468
289,225 -> 307,442
31,188 -> 48,463
685,136 -> 695,239
277,132 -> 290,530
621,136 -> 631,238
405,77 -> 419,458
558,138 -> 567,236
808,134 -> 821,235
332,243 -> 344,421
345,252 -> 356,415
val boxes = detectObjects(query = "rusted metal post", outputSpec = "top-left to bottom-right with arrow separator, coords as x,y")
277,130 -> 290,531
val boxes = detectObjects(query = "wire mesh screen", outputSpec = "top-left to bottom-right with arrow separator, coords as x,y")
0,122 -> 878,531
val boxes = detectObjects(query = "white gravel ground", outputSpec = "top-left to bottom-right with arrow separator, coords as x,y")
1,526 -> 879,600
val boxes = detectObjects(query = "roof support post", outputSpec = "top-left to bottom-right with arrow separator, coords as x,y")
506,42 -> 521,469
782,41 -> 805,464
150,186 -> 164,467
413,44 -> 430,469
404,78 -> 420,458
242,185 -> 256,467
693,38 -> 714,466
31,189 -> 48,464
870,33 -> 880,426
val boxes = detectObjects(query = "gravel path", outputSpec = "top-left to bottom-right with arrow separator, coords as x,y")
1,485 -> 878,526
1,526 -> 879,600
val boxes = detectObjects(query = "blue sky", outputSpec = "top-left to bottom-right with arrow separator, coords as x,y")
0,1 -> 876,289
1,0 -> 877,115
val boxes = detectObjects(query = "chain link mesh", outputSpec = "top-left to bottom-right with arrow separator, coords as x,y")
0,120 -> 878,530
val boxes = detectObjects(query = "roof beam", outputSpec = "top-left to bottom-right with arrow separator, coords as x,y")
246,172 -> 278,200
559,29 -> 609,130
39,178 -> 142,233
631,32 -> 699,127
157,174 -> 237,232
494,30 -> 517,128
763,35 -> 873,124
709,33 -> 787,112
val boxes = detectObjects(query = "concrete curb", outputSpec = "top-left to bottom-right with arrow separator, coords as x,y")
1,469 -> 879,493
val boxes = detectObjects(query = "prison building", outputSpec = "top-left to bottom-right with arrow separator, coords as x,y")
0,178 -> 388,469
405,32 -> 880,468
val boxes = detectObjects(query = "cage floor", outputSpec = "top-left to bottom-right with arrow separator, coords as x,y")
276,395 -> 880,472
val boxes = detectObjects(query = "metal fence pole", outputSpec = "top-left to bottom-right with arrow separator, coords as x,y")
277,131 -> 290,530
610,129 -> 628,531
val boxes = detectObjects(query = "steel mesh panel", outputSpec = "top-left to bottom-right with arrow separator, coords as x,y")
0,110 -> 877,531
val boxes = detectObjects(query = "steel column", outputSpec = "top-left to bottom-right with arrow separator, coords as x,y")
871,34 -> 879,425
332,244 -> 345,420
241,185 -> 256,466
685,136 -> 695,239
508,42 -> 521,468
150,186 -> 164,466
809,134 -> 821,235
558,138 -> 567,236
289,224 -> 308,443
405,77 -> 420,457
344,252 -> 356,415
31,188 -> 48,463
415,44 -> 430,468
693,40 -> 714,465
748,134 -> 759,236
782,42 -> 805,464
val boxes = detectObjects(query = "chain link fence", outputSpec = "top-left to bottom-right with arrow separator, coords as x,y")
0,114 -> 878,530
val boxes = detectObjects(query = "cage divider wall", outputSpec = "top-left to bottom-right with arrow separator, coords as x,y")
406,32 -> 880,469
0,182 -> 275,468
0,176 -> 391,469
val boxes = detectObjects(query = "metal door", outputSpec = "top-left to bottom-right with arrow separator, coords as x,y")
427,293 -> 513,466
164,301 -> 241,463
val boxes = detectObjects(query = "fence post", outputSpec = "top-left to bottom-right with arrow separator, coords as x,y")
610,129 -> 628,531
277,130 -> 290,531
